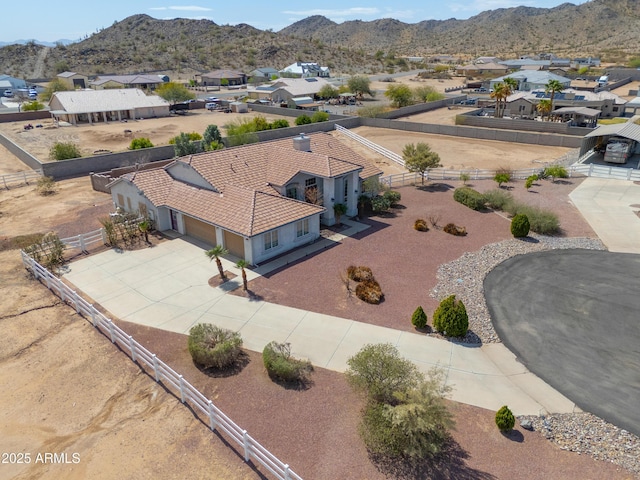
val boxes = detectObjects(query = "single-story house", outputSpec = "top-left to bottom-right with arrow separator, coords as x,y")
504,89 -> 626,119
623,97 -> 640,117
246,85 -> 276,100
108,132 -> 382,265
490,71 -> 571,92
456,63 -> 508,76
90,74 -> 165,90
269,78 -> 332,105
0,74 -> 28,91
196,70 -> 247,87
56,71 -> 88,89
49,88 -> 170,125
249,68 -> 280,82
280,62 -> 330,78
474,56 -> 502,65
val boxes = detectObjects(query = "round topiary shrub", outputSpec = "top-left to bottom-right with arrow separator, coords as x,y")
355,279 -> 384,304
263,341 -> 313,383
432,295 -> 468,337
495,405 -> 515,432
414,219 -> 429,231
510,214 -> 530,238
411,306 -> 427,329
188,323 -> 243,369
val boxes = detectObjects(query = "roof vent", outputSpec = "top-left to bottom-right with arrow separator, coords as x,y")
292,133 -> 311,152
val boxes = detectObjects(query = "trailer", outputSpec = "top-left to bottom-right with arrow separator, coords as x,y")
604,138 -> 635,164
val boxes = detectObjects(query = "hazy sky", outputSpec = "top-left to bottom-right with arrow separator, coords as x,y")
3,0 -> 588,42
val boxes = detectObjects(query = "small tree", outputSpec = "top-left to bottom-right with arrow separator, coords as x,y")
385,84 -> 413,108
347,75 -> 374,98
22,100 -> 45,111
495,405 -> 515,432
543,165 -> 568,183
525,174 -> 537,190
50,141 -> 81,161
138,219 -> 151,244
460,172 -> 470,186
235,258 -> 249,291
205,245 -> 228,280
494,172 -> 511,188
188,323 -> 243,369
203,124 -> 222,151
129,137 -> 154,150
402,142 -> 442,185
413,85 -> 445,103
318,84 -> 339,99
411,306 -> 427,329
156,81 -> 195,104
295,114 -> 312,126
173,132 -> 202,157
510,214 -> 530,238
333,203 -> 347,226
432,295 -> 468,338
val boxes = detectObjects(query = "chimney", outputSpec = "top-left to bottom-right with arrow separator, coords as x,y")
292,133 -> 311,152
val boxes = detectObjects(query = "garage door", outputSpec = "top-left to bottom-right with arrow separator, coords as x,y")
224,230 -> 245,259
184,216 -> 217,246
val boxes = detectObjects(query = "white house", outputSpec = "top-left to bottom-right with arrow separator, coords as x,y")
108,132 -> 381,265
490,71 -> 571,92
280,62 -> 330,78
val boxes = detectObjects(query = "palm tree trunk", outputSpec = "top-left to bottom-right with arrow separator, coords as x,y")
216,258 -> 226,280
241,268 -> 247,291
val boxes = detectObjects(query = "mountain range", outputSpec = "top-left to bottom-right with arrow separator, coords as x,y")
0,0 -> 638,80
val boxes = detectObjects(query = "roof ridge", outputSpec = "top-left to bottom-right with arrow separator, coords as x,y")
248,189 -> 258,236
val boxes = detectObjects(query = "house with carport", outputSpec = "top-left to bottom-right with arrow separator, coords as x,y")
195,69 -> 247,87
108,132 -> 382,265
89,74 -> 166,90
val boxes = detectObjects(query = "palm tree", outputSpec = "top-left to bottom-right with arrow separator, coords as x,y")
490,83 -> 506,118
205,245 -> 228,280
501,77 -> 518,116
235,259 -> 249,291
545,79 -> 564,115
536,99 -> 552,121
333,203 -> 347,226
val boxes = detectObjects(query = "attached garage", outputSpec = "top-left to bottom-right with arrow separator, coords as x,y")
184,216 -> 217,246
224,230 -> 245,259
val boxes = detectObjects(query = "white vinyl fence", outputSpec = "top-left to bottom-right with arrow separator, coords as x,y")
335,124 -> 405,167
1,169 -> 43,189
60,228 -> 107,253
20,252 -> 303,480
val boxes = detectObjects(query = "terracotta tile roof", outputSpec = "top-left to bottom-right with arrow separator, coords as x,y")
126,169 -> 324,237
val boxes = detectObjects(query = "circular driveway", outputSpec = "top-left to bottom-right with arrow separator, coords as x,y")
484,249 -> 640,436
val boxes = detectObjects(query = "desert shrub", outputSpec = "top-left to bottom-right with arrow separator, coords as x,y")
311,111 -> 330,123
459,172 -> 470,185
494,172 -> 511,188
382,190 -> 401,206
36,176 -> 56,196
483,188 -> 513,210
543,165 -> 568,182
414,219 -> 429,231
355,279 -> 384,304
262,341 -> 313,383
443,223 -> 467,236
346,343 -> 423,405
188,323 -> 243,370
172,132 -> 203,156
504,203 -> 559,234
453,187 -> 485,211
22,100 -> 44,111
495,405 -> 515,432
371,195 -> 391,213
129,137 -> 154,149
23,232 -> 66,273
347,265 -> 374,282
270,119 -> 290,129
50,141 -> 81,160
510,214 -> 530,238
295,114 -> 312,125
411,306 -> 427,328
357,105 -> 388,118
433,295 -> 468,337
525,174 -> 538,190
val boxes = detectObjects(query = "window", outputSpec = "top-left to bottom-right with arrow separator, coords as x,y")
296,219 -> 309,238
613,107 -> 619,112
264,230 -> 279,250
117,194 -> 125,208
286,186 -> 298,199
305,178 -> 316,188
343,178 -> 349,203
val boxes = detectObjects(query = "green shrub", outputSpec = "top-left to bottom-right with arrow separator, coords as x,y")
504,203 -> 559,235
262,341 -> 313,383
49,141 -> 81,160
36,176 -> 56,196
459,172 -> 470,185
311,111 -> 330,123
433,295 -> 468,337
494,172 -> 511,188
543,165 -> 568,182
347,265 -> 374,282
23,232 -> 66,273
188,324 -> 243,369
355,279 -> 384,304
443,223 -> 467,236
525,174 -> 538,190
129,137 -> 154,149
495,405 -> 515,432
382,190 -> 401,206
22,100 -> 44,111
510,214 -> 530,238
270,119 -> 290,129
414,219 -> 428,231
453,187 -> 485,211
295,115 -> 312,125
411,306 -> 427,328
371,195 -> 391,213
483,189 -> 513,210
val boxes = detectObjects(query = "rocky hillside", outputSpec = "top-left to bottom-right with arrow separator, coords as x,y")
0,0 -> 639,80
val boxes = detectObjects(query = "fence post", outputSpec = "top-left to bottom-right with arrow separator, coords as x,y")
208,400 -> 217,431
3,176 -> 7,189
71,291 -> 80,313
628,169 -> 632,181
79,234 -> 86,253
179,375 -> 185,403
242,430 -> 250,462
107,320 -> 115,343
152,354 -> 159,381
90,307 -> 98,327
101,228 -> 108,245
23,171 -> 28,184
589,164 -> 594,176
129,335 -> 137,362
284,465 -> 291,480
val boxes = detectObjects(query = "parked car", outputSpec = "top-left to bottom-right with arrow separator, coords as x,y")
3,89 -> 13,98
205,96 -> 219,102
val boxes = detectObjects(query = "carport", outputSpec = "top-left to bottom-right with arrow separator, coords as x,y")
579,121 -> 640,162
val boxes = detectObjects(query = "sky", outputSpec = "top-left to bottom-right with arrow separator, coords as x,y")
2,0 -> 589,43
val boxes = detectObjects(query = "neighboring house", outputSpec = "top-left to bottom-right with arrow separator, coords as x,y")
249,68 -> 279,82
490,71 -> 571,92
456,62 -> 508,76
623,97 -> 640,117
108,132 -> 382,265
0,74 -> 27,91
280,62 -> 330,78
90,74 -> 165,90
49,88 -> 170,125
504,89 -> 626,119
56,71 -> 88,89
499,59 -> 551,70
474,56 -> 501,64
246,84 -> 277,100
196,69 -> 247,87
269,78 -> 332,105
572,57 -> 601,69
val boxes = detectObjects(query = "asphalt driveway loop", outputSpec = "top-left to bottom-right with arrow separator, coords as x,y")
484,248 -> 640,436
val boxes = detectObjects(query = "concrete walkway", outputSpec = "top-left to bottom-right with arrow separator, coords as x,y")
63,228 -> 579,417
570,177 -> 640,254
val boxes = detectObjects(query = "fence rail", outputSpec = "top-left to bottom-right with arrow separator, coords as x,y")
1,169 -> 43,189
335,124 -> 405,167
20,252 -> 303,480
